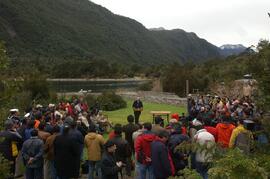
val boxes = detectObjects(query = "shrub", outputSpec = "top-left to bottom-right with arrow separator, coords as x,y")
137,81 -> 153,91
97,91 -> 126,111
84,94 -> 97,108
208,149 -> 268,179
23,76 -> 50,100
0,151 -> 11,178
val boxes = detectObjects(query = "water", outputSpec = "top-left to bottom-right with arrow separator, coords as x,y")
47,79 -> 149,92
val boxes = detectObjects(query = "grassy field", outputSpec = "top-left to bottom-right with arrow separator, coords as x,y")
103,99 -> 186,125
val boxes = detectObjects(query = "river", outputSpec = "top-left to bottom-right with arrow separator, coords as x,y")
47,78 -> 150,92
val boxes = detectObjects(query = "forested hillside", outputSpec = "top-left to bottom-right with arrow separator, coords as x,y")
0,0 -> 220,66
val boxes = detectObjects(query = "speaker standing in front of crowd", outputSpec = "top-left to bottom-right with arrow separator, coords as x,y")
132,97 -> 143,124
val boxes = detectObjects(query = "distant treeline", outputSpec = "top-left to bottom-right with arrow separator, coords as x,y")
1,40 -> 270,110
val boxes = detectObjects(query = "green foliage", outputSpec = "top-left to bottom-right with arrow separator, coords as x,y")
0,41 -> 9,69
137,81 -> 153,91
23,74 -> 50,101
175,139 -> 270,178
0,153 -> 11,179
84,94 -> 97,108
255,40 -> 270,111
208,149 -> 268,179
97,91 -> 127,111
178,168 -> 202,179
162,40 -> 270,100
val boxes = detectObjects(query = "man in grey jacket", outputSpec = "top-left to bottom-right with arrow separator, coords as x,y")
22,129 -> 44,179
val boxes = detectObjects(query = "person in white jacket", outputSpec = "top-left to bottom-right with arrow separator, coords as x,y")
194,128 -> 215,179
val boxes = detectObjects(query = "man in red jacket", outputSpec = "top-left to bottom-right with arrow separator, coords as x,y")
135,122 -> 156,179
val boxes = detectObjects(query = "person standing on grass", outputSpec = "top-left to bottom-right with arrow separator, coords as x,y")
111,124 -> 132,177
122,115 -> 139,154
22,129 -> 44,179
132,97 -> 143,124
101,140 -> 125,179
0,120 -> 23,179
151,131 -> 175,179
135,122 -> 156,179
54,125 -> 81,179
44,125 -> 60,179
85,124 -> 106,179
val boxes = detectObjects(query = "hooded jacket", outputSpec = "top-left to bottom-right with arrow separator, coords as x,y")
216,123 -> 235,148
135,131 -> 156,165
168,132 -> 189,171
151,137 -> 175,178
229,125 -> 249,148
85,132 -> 105,161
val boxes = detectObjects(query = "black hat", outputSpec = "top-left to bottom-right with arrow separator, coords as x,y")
104,140 -> 115,149
4,120 -> 14,130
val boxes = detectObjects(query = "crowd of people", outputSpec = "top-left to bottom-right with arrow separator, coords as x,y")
0,94 -> 268,179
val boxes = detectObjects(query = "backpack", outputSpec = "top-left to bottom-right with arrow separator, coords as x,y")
235,131 -> 251,154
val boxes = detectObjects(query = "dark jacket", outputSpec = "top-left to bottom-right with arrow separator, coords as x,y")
151,138 -> 173,179
101,151 -> 122,179
122,123 -> 138,151
110,134 -> 132,162
0,130 -> 22,161
168,132 -> 189,171
54,134 -> 81,178
21,136 -> 44,168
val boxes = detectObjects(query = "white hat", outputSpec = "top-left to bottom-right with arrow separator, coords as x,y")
24,113 -> 30,118
48,103 -> 55,108
10,109 -> 19,112
36,104 -> 43,108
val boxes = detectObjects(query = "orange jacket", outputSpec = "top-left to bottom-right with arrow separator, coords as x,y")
216,123 -> 235,148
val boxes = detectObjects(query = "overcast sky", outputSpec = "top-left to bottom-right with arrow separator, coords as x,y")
90,0 -> 270,47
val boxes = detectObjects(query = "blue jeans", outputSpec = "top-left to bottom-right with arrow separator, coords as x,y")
25,167 -> 43,179
137,162 -> 154,179
196,162 -> 209,179
88,160 -> 102,179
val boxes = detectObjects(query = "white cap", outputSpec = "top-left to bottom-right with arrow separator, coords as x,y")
10,109 -> 19,112
36,104 -> 43,108
24,113 -> 30,118
48,103 -> 55,108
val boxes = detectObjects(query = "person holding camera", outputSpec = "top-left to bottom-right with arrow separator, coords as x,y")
101,140 -> 125,179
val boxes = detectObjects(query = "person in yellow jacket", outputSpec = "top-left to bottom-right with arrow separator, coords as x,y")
85,124 -> 106,179
229,119 -> 253,149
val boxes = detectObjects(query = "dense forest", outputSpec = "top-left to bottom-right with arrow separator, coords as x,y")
0,0 -> 220,66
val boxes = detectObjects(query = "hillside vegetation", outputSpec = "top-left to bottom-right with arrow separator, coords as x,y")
0,0 -> 220,67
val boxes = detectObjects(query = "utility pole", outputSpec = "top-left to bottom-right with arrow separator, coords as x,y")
186,80 -> 189,96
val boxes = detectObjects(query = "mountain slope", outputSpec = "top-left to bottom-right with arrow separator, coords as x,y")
219,44 -> 246,57
0,0 -> 221,64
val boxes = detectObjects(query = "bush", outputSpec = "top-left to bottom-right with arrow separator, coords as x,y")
97,91 -> 127,111
84,94 -> 97,108
23,76 -> 50,100
0,152 -> 11,178
208,149 -> 268,179
137,81 -> 153,91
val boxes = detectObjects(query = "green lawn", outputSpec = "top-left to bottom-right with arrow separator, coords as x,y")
103,99 -> 186,125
